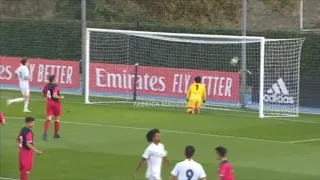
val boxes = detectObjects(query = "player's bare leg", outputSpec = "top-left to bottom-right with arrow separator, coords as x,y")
53,116 -> 60,139
186,107 -> 194,114
196,107 -> 201,114
43,115 -> 52,141
191,107 -> 196,114
187,107 -> 195,114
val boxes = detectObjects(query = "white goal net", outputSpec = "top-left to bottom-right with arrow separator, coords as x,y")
85,28 -> 304,118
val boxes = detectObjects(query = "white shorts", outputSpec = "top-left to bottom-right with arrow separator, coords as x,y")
147,176 -> 160,180
147,178 -> 159,180
19,85 -> 30,96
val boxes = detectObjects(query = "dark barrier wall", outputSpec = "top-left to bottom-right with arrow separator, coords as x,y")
0,19 -> 319,107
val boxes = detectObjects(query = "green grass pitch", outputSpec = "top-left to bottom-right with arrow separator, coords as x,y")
0,90 -> 320,180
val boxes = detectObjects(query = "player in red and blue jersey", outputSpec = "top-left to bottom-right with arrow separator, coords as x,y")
215,146 -> 235,180
0,112 -> 5,126
17,117 -> 42,180
42,75 -> 64,141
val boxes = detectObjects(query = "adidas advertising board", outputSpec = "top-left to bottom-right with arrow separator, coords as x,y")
264,78 -> 294,104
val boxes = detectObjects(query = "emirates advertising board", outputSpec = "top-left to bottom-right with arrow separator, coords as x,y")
0,56 -> 240,102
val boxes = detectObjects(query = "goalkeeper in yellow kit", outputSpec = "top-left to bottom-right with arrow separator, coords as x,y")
186,76 -> 207,114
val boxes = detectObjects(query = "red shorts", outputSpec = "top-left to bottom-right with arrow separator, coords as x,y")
19,151 -> 33,172
46,102 -> 61,116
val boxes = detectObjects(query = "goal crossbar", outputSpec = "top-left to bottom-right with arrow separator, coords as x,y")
126,34 -> 263,44
86,28 -> 264,41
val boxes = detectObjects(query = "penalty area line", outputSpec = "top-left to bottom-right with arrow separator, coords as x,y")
0,177 -> 18,180
0,177 -> 132,180
7,116 -> 289,144
288,138 -> 320,144
1,96 -> 320,124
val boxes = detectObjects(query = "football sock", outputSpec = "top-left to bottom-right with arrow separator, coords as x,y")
44,120 -> 51,132
20,171 -> 28,180
8,98 -> 24,103
54,120 -> 60,135
23,100 -> 29,111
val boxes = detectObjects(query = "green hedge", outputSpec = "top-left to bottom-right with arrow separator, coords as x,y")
0,19 -> 81,59
0,19 -> 319,75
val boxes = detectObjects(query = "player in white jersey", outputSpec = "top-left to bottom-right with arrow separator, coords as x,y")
134,129 -> 170,180
170,146 -> 207,180
7,57 -> 31,112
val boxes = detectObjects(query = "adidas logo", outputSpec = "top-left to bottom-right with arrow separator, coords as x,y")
263,78 -> 294,104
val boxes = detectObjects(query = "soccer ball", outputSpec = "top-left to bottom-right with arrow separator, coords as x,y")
230,56 -> 239,66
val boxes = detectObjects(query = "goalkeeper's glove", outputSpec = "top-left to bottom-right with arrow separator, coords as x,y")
203,100 -> 206,103
187,99 -> 189,102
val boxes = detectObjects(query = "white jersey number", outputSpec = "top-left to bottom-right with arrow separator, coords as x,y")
47,91 -> 51,99
18,136 -> 23,147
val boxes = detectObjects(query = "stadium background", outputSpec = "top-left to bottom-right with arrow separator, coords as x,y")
0,0 -> 319,110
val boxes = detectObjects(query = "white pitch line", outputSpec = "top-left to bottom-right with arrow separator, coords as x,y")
0,177 -> 132,180
2,96 -> 320,124
7,116 -> 288,144
1,95 -> 320,124
289,138 -> 320,144
0,177 -> 17,180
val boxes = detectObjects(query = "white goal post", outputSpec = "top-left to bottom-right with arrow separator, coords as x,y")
85,28 -> 304,118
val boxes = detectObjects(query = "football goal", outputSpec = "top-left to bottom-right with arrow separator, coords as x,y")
84,28 -> 304,118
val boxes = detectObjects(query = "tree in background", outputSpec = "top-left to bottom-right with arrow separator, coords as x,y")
0,0 -> 298,26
